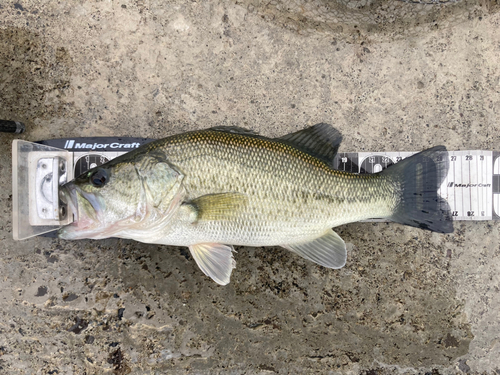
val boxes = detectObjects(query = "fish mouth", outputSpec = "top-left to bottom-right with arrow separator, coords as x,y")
58,184 -> 102,240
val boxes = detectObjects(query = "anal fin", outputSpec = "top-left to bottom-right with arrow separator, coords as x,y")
282,229 -> 346,269
189,243 -> 236,285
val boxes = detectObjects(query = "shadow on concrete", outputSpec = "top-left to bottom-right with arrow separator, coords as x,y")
235,0 -> 500,42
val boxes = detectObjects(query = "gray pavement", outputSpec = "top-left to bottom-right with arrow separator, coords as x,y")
0,0 -> 499,373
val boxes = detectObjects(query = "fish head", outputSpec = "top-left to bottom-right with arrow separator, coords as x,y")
58,153 -> 184,240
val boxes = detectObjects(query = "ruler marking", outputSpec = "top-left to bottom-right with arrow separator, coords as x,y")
461,152 -> 466,220
454,152 -> 459,219
486,152 -> 489,217
488,151 -> 493,219
478,152 -> 481,217
478,152 -> 482,217
487,152 -> 490,217
495,153 -> 499,218
469,151 -> 473,220
489,152 -> 495,218
463,152 -> 468,219
451,152 -> 456,218
466,152 -> 469,219
483,155 -> 493,220
458,151 -> 463,219
481,152 -> 484,217
465,154 -> 477,217
477,151 -> 481,218
482,152 -> 485,217
468,151 -> 473,220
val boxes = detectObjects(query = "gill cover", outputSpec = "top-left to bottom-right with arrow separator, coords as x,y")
119,154 -> 186,243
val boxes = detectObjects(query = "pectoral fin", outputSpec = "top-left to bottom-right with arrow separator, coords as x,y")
189,243 -> 236,285
189,193 -> 247,222
283,229 -> 347,269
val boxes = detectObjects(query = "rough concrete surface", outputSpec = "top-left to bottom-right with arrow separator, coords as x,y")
1,0 -> 500,373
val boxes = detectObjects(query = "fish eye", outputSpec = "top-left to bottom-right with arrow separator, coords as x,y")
89,169 -> 108,187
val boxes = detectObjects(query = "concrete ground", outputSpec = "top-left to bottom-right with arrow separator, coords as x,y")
1,0 -> 500,373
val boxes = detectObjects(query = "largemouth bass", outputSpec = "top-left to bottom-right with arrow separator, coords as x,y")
59,124 -> 453,284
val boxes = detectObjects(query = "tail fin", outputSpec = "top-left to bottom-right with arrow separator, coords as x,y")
382,146 -> 453,233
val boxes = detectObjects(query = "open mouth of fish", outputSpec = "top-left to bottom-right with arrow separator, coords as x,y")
58,184 -> 102,239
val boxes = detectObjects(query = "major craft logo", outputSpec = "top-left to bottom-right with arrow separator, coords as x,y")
447,182 -> 491,188
63,140 -> 141,150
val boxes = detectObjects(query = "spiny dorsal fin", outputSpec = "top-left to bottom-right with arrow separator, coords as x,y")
278,123 -> 342,166
207,126 -> 257,135
188,193 -> 248,222
282,229 -> 347,269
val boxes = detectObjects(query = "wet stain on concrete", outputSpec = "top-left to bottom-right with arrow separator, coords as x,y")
0,28 -> 73,125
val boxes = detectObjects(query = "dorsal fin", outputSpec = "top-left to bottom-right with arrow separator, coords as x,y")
207,126 -> 257,135
278,123 -> 342,166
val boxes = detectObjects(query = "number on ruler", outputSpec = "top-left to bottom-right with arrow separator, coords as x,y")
451,211 -> 458,217
451,156 -> 457,161
341,157 -> 348,163
466,155 -> 473,161
467,211 -> 474,217
395,156 -> 402,163
480,155 -> 484,161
